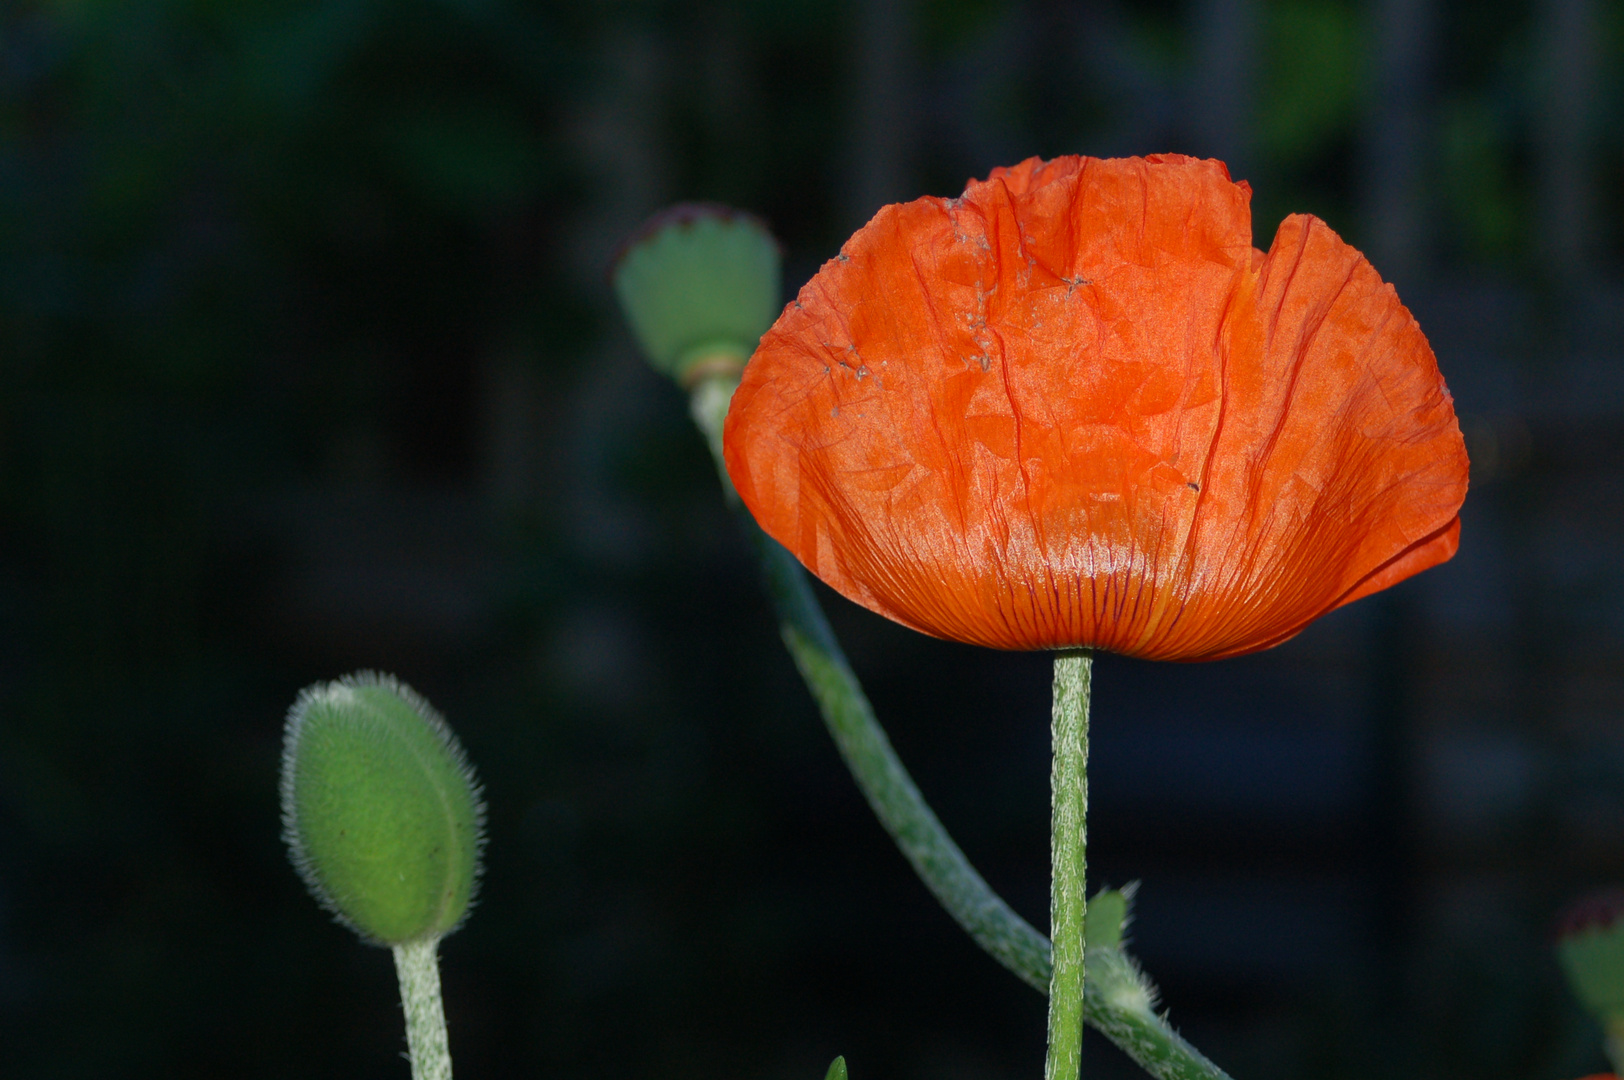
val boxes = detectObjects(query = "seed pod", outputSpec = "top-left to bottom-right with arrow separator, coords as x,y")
612,203 -> 781,387
281,673 -> 485,946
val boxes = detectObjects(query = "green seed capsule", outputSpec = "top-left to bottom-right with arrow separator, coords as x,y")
612,203 -> 781,386
281,673 -> 485,946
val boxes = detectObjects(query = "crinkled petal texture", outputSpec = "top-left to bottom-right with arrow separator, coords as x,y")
723,154 -> 1469,660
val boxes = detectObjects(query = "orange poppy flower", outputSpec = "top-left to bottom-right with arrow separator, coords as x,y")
722,155 -> 1469,660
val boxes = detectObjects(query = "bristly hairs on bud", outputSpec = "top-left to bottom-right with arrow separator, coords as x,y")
280,671 -> 487,945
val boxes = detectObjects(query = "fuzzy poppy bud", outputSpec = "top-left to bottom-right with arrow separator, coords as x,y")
612,203 -> 781,387
281,672 -> 485,946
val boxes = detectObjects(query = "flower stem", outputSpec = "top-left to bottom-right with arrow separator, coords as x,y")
765,532 -> 1056,986
689,372 -> 735,473
687,374 -> 1232,1080
1048,650 -> 1091,1080
393,937 -> 452,1080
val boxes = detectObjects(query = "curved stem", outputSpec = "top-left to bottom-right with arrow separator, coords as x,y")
688,375 -> 1232,1080
767,535 -> 1056,988
393,937 -> 452,1080
1047,651 -> 1091,1080
1084,949 -> 1227,1080
692,373 -> 1050,983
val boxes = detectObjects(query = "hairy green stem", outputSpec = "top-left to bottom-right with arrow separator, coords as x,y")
1048,651 -> 1091,1080
393,937 -> 452,1080
767,538 -> 1056,988
1083,949 -> 1228,1080
688,374 -> 1232,1080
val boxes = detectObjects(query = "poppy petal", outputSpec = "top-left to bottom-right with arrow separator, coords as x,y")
723,155 -> 1468,660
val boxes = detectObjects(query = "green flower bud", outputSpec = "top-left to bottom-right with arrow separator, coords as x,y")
612,203 -> 781,386
281,672 -> 485,946
824,1056 -> 848,1080
1559,890 -> 1624,1020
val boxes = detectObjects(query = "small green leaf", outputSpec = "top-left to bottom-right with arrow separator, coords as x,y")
612,204 -> 781,386
1086,886 -> 1130,952
824,1055 -> 848,1080
281,672 -> 485,946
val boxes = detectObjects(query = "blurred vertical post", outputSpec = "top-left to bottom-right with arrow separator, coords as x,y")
577,28 -> 668,253
1363,0 -> 1435,288
1188,0 -> 1255,177
1535,0 -> 1597,283
568,25 -> 671,566
848,0 -> 915,229
700,7 -> 764,200
1361,5 -> 1435,1071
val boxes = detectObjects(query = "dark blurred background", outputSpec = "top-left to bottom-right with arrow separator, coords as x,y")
0,0 -> 1620,1077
